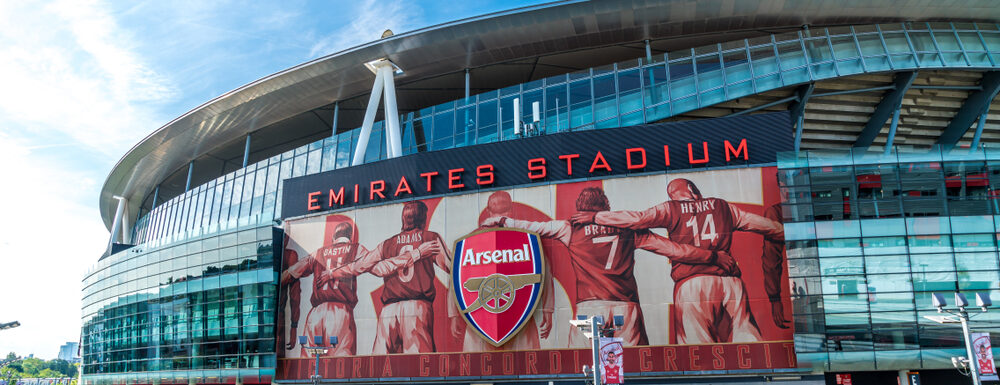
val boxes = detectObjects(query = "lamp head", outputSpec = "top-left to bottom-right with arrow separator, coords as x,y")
313,336 -> 324,346
931,293 -> 947,312
613,315 -> 625,327
977,292 -> 992,311
955,292 -> 969,308
329,336 -> 339,347
298,336 -> 308,345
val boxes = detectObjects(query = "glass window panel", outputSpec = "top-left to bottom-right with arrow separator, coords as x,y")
954,251 -> 999,271
957,271 -> 1000,290
544,84 -> 568,133
643,63 -> 668,107
787,240 -> 818,259
823,276 -> 869,298
228,176 -> 243,225
476,100 -> 498,143
868,292 -> 914,311
569,80 -> 592,128
826,329 -> 874,353
592,74 -> 617,121
500,95 -> 516,139
454,106 -> 475,147
865,255 -> 910,274
617,69 -> 642,114
819,257 -> 864,276
830,36 -> 861,59
320,142 -> 337,172
817,238 -> 862,257
909,253 -> 955,273
824,311 -> 870,326
862,236 -> 907,255
363,127 -> 382,163
305,149 -> 321,175
789,257 -> 820,277
432,110 -> 454,150
953,233 -> 995,251
908,235 -> 952,253
912,270 -> 957,292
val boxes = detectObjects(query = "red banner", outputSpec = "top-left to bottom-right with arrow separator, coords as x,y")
278,342 -> 796,380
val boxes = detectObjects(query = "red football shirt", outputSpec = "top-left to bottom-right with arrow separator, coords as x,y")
309,241 -> 361,307
594,197 -> 783,284
378,229 -> 441,304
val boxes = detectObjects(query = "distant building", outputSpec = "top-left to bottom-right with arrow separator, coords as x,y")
57,342 -> 78,363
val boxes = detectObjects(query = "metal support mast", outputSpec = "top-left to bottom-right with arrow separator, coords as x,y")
352,59 -> 403,165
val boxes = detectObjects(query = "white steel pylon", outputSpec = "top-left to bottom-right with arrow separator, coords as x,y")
352,59 -> 403,165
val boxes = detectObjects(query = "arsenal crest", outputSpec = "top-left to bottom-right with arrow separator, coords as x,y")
452,228 -> 546,346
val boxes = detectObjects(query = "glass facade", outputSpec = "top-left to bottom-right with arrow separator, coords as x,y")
780,148 -> 1000,372
84,21 -> 1000,385
81,226 -> 277,385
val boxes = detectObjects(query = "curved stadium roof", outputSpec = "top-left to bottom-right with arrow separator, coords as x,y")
100,0 -> 1000,230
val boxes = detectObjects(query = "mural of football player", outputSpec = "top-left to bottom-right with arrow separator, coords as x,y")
762,177 -> 791,329
282,218 -> 438,356
484,187 -> 736,347
277,240 -> 301,351
366,200 -> 456,354
571,178 -> 784,344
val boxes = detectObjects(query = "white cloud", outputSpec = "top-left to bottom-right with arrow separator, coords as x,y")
308,0 -> 421,58
0,0 -> 175,155
0,0 -> 174,358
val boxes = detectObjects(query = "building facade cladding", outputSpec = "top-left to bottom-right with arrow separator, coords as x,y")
780,148 -> 1000,372
81,21 -> 1000,385
80,226 -> 278,385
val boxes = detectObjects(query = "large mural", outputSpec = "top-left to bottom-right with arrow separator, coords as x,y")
276,167 -> 795,380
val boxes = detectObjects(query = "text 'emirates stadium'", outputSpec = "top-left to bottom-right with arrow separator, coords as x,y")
83,1 -> 1000,385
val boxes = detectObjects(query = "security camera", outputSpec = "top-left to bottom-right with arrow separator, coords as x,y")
932,293 -> 947,312
582,365 -> 590,375
977,292 -> 992,312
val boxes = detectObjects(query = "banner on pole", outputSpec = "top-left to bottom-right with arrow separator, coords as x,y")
600,337 -> 624,384
972,332 -> 998,381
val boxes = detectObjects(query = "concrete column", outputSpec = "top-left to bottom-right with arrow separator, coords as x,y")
242,134 -> 251,167
184,161 -> 194,192
898,369 -> 911,385
331,102 -> 339,137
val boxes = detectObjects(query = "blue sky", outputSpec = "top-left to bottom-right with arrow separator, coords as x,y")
0,0 -> 543,359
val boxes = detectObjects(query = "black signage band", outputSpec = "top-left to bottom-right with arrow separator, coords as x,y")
281,112 -> 793,219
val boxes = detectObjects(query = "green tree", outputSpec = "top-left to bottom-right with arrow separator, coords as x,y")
20,358 -> 44,377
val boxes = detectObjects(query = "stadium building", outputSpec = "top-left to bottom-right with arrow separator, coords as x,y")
82,1 -> 1000,385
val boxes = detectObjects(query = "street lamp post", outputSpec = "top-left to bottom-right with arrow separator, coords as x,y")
298,336 -> 338,385
925,292 -> 992,385
569,314 -> 625,385
0,321 -> 20,331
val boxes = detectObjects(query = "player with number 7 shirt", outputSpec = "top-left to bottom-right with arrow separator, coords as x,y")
482,186 -> 738,347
